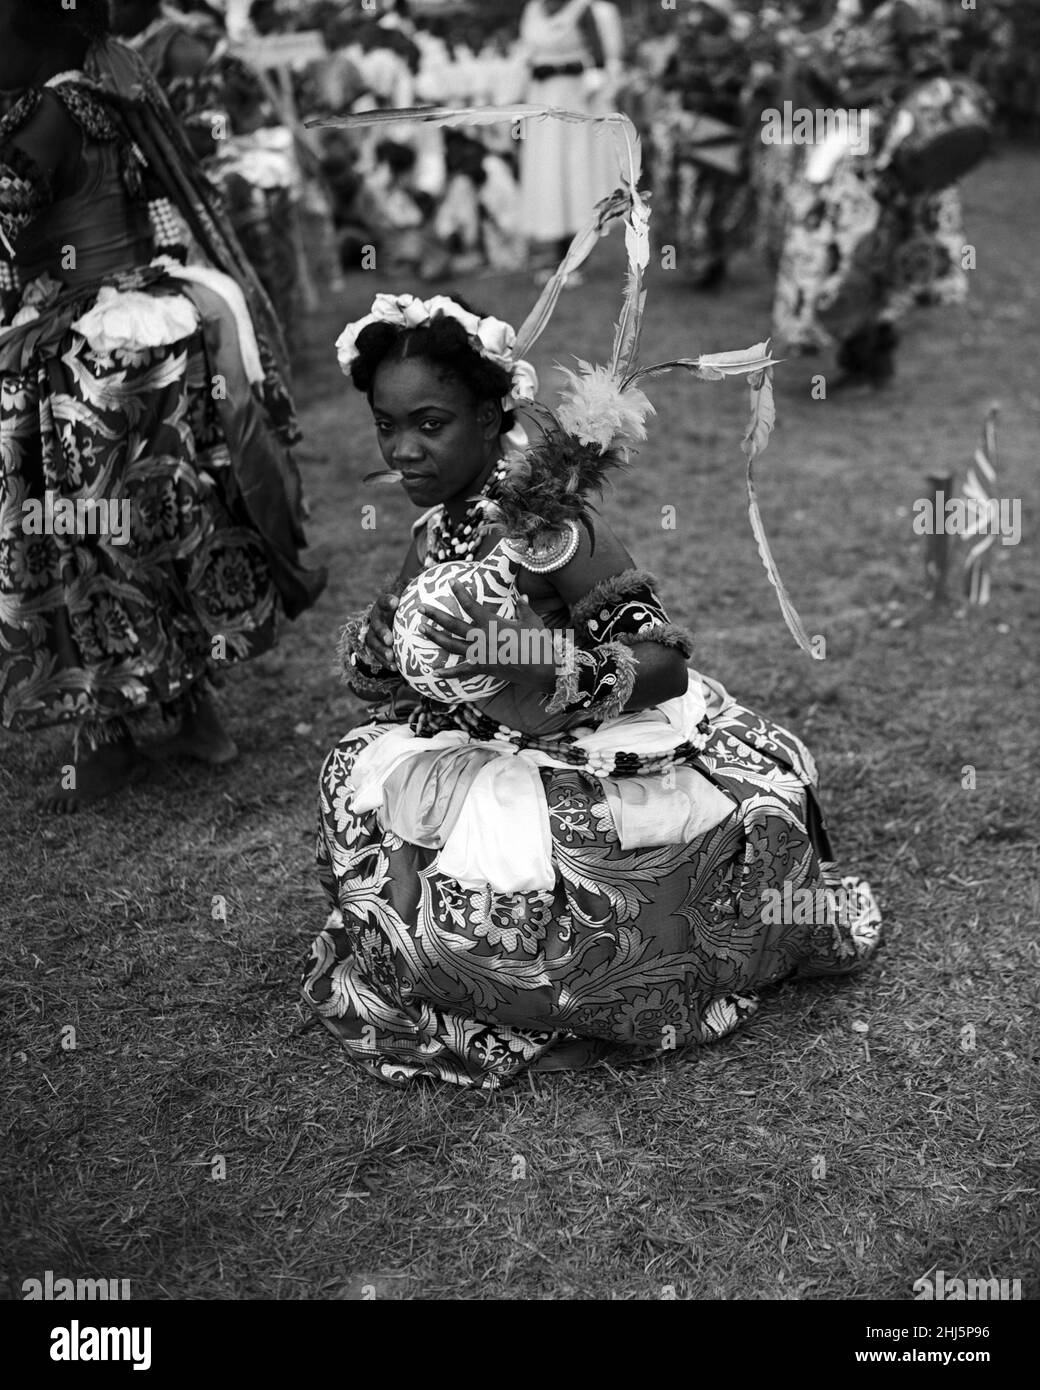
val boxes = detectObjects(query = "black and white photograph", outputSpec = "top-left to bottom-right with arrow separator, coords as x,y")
0,0 -> 1036,1343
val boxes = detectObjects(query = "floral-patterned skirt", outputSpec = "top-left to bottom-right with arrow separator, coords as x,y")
0,278 -> 284,734
301,676 -> 882,1089
772,155 -> 968,350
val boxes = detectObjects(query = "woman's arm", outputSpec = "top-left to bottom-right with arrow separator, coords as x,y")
419,518 -> 690,717
1,90 -> 80,214
339,535 -> 423,701
548,518 -> 690,715
0,94 -> 78,311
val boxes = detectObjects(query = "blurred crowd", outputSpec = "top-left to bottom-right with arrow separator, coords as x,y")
90,0 -> 1036,353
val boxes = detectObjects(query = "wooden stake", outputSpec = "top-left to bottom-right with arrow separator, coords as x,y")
924,471 -> 953,603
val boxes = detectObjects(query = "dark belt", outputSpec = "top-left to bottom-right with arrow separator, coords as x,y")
531,62 -> 585,81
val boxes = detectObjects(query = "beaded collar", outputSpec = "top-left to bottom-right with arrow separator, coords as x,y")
423,464 -> 582,572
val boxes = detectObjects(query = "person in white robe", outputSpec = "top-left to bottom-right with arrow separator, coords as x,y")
517,0 -> 626,260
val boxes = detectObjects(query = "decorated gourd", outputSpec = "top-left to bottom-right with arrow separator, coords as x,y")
393,542 -> 519,703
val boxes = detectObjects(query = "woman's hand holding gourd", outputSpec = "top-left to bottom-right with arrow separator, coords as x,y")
419,581 -> 559,693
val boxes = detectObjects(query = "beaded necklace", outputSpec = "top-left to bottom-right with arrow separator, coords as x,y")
425,459 -> 509,565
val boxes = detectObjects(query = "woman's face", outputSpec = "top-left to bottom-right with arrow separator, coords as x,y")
370,356 -> 500,508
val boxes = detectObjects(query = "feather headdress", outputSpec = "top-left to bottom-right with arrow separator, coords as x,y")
313,103 -> 816,657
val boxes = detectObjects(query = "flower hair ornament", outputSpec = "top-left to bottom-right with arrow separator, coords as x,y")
316,101 -> 817,659
336,293 -> 539,414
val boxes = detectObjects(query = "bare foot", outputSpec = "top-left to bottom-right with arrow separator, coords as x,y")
143,694 -> 238,766
40,738 -> 147,815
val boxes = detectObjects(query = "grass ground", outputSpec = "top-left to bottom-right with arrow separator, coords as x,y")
1,148 -> 1038,1302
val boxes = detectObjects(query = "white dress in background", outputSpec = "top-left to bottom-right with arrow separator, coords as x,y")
586,2 -> 626,212
518,0 -> 625,244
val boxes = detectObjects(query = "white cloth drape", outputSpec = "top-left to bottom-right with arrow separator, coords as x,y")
347,677 -> 735,894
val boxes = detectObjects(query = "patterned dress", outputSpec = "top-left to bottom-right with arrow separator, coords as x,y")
772,0 -> 971,355
0,51 -> 323,741
302,521 -> 882,1090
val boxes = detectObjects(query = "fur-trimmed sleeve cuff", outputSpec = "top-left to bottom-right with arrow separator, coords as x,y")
569,568 -> 659,635
569,568 -> 692,658
543,639 -> 639,722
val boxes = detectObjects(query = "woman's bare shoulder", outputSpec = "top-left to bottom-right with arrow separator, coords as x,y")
535,516 -> 640,608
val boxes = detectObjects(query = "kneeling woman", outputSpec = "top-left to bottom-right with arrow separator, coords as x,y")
302,294 -> 881,1089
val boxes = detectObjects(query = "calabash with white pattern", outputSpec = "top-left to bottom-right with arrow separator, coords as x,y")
393,541 -> 520,703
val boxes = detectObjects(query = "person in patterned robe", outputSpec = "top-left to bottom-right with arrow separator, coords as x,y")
772,0 -> 978,386
300,296 -> 882,1090
0,0 -> 325,808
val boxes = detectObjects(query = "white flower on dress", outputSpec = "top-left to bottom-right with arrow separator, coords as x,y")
71,287 -> 198,353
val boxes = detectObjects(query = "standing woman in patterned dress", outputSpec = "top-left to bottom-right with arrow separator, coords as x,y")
0,0 -> 325,809
772,0 -> 984,385
747,0 -> 843,278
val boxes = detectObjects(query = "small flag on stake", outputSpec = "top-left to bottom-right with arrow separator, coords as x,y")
963,405 -> 999,606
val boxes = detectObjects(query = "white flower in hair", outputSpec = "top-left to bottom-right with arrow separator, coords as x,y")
398,296 -> 429,327
424,295 -> 482,337
475,315 -> 515,365
508,359 -> 539,406
336,294 -> 533,397
335,313 -> 379,371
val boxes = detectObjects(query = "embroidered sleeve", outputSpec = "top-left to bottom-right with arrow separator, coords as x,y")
0,144 -> 53,255
569,567 -> 694,657
544,639 -> 639,722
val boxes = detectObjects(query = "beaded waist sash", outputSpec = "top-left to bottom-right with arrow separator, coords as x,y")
404,687 -> 712,779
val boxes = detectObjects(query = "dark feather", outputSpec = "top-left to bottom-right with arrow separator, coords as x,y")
488,408 -> 628,546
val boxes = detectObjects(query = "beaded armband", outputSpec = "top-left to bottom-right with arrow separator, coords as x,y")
544,640 -> 639,722
148,196 -> 192,258
505,521 -> 581,574
570,568 -> 694,657
336,609 -> 399,700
